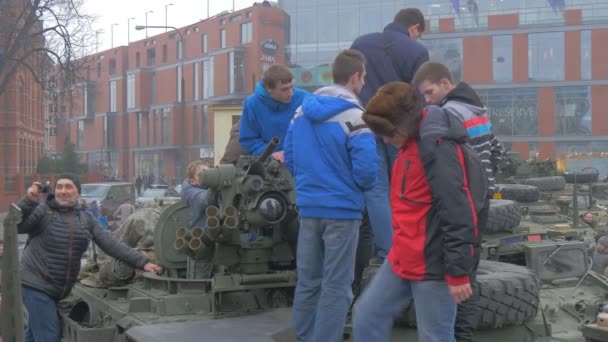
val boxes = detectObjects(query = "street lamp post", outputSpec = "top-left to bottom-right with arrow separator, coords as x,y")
165,3 -> 174,32
127,17 -> 135,43
110,23 -> 119,48
144,11 -> 154,37
135,24 -> 186,177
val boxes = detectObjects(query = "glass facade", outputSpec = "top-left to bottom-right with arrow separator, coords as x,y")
478,88 -> 538,136
528,32 -> 564,81
492,35 -> 513,83
422,38 -> 463,81
581,30 -> 592,80
555,86 -> 592,136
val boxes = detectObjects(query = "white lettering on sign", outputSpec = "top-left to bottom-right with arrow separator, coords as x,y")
261,55 -> 275,63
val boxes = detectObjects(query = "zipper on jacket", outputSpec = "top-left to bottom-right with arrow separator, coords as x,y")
400,160 -> 410,199
61,213 -> 76,298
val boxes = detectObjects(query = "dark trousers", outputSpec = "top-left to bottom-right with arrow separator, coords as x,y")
454,199 -> 489,342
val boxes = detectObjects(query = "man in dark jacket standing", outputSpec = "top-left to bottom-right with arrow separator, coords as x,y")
351,8 -> 429,265
413,61 -> 503,341
17,174 -> 161,342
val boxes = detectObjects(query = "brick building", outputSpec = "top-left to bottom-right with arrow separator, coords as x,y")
51,3 -> 287,182
280,0 -> 608,177
0,0 -> 46,208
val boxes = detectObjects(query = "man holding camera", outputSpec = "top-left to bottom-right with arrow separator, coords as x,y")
16,173 -> 162,342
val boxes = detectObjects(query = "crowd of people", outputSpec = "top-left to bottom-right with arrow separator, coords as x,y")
13,6 -> 608,342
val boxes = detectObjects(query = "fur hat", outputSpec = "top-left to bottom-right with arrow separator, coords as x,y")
362,82 -> 422,136
56,173 -> 82,194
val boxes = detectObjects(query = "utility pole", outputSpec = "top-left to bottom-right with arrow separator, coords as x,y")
111,23 -> 118,48
165,3 -> 174,32
127,17 -> 135,43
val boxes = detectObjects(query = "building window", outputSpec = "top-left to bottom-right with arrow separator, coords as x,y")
135,52 -> 140,68
176,66 -> 182,101
492,35 -> 513,83
295,11 -> 316,44
137,112 -> 142,146
201,34 -> 207,53
421,38 -> 463,81
97,62 -> 101,77
77,120 -> 84,151
177,40 -> 183,59
555,86 -> 591,136
240,22 -> 252,44
109,80 -> 117,112
162,108 -> 170,144
127,74 -> 135,109
162,44 -> 168,63
230,15 -> 242,22
109,58 -> 117,75
229,51 -> 245,94
477,88 -> 539,136
528,32 -> 564,81
103,115 -> 108,148
220,18 -> 226,25
193,105 -> 199,144
220,29 -> 226,48
194,62 -> 200,101
147,47 -> 156,65
203,58 -> 214,99
151,72 -> 157,105
246,12 -> 253,18
581,30 -> 592,80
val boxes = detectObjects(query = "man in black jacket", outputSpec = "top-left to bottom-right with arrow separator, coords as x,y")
17,173 -> 161,342
351,8 -> 429,268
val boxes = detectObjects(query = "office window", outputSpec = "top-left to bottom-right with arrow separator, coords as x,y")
203,58 -> 214,99
241,22 -> 253,44
339,8 -> 359,42
194,63 -> 200,101
109,58 -> 117,75
555,86 -> 592,136
147,47 -> 156,65
493,35 -> 513,83
220,29 -> 226,48
103,115 -> 108,148
127,74 -> 135,109
137,112 -> 143,146
193,105 -> 199,144
528,32 -> 564,81
152,110 -> 157,145
77,120 -> 84,151
176,66 -> 182,101
162,44 -> 168,63
229,51 -> 245,94
421,38 -> 463,81
295,11 -> 315,44
162,107 -> 170,144
581,30 -> 592,80
478,88 -> 539,136
317,9 -> 337,43
109,80 -> 116,112
201,34 -> 207,53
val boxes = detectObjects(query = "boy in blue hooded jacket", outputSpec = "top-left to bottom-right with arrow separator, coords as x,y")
239,64 -> 309,162
284,49 -> 378,342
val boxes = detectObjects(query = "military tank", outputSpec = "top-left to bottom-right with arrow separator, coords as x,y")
49,138 -> 301,342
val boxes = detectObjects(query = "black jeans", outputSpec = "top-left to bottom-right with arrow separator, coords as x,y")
454,200 -> 488,342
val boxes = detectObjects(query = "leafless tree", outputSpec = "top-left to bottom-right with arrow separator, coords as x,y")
0,0 -> 96,97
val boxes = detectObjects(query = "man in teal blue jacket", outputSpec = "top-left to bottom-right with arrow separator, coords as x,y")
284,49 -> 378,342
239,64 -> 308,162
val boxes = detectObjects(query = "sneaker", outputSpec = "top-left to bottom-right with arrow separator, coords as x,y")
368,256 -> 385,266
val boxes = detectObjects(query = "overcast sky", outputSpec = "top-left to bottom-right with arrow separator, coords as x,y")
85,0 -> 255,51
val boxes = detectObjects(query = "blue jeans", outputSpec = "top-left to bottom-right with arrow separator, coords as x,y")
353,261 -> 457,342
22,286 -> 61,342
364,139 -> 397,258
292,218 -> 360,342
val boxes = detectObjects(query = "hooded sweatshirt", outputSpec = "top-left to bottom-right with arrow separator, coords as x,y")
440,82 -> 503,193
284,85 -> 378,219
239,81 -> 309,155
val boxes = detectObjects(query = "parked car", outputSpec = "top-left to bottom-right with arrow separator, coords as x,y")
136,187 -> 180,206
80,182 -> 136,217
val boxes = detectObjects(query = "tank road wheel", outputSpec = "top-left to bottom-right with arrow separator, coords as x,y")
154,201 -> 191,269
522,176 -> 566,191
495,184 -> 540,203
486,199 -> 521,233
394,261 -> 540,329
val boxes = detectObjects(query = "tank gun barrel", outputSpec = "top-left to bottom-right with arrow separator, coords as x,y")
256,137 -> 280,163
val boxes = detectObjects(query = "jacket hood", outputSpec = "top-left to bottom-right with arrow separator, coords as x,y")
301,85 -> 361,123
254,81 -> 295,112
441,82 -> 486,116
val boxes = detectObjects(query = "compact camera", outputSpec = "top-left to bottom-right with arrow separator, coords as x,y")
37,181 -> 53,194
